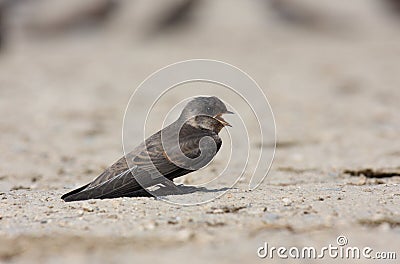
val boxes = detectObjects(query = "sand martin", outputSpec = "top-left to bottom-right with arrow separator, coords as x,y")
62,96 -> 233,201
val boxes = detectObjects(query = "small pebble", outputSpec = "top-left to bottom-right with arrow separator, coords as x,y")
212,208 -> 224,214
282,198 -> 292,206
176,229 -> 194,241
82,205 -> 94,212
168,217 -> 181,224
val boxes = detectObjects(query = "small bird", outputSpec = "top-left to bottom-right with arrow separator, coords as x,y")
62,96 -> 233,202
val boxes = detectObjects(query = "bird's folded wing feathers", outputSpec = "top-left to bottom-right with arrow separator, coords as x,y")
67,130 -> 221,200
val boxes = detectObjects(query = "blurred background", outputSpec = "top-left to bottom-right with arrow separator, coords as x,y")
1,0 -> 399,188
1,0 -> 400,263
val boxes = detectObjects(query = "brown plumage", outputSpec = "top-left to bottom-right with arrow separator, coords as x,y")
62,96 -> 233,202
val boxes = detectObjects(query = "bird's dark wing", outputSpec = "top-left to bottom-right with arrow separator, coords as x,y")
61,144 -> 174,202
61,167 -> 140,201
61,126 -> 222,202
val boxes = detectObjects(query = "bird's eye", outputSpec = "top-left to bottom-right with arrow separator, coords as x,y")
206,107 -> 212,114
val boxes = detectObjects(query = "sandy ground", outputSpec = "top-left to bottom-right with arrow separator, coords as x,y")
0,1 -> 400,263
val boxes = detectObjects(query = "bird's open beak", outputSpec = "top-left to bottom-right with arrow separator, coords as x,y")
215,110 -> 234,127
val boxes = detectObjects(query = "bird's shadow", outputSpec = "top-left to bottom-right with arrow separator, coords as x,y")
124,184 -> 230,198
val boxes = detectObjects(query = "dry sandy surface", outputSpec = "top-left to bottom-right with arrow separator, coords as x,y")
0,1 -> 400,263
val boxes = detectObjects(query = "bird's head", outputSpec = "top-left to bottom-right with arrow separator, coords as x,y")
178,96 -> 233,133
